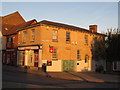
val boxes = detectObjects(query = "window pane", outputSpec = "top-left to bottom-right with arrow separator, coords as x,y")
52,48 -> 57,60
85,35 -> 88,45
23,31 -> 27,42
52,30 -> 58,42
31,29 -> 35,41
66,32 -> 70,43
77,50 -> 81,60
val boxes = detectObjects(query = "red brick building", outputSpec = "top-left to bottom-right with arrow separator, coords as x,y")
2,11 -> 37,65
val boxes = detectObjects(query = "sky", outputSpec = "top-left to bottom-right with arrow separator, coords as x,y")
1,2 -> 118,33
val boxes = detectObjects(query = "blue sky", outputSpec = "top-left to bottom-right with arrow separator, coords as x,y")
1,2 -> 118,33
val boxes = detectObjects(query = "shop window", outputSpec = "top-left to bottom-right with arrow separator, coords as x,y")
84,35 -> 88,45
31,29 -> 35,41
52,30 -> 58,42
66,32 -> 70,43
113,61 -> 117,70
113,61 -> 120,71
52,48 -> 57,60
77,50 -> 81,60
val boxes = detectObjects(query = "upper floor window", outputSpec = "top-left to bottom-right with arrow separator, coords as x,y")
7,37 -> 12,42
77,50 -> 81,60
52,30 -> 58,42
66,32 -> 70,43
12,37 -> 15,43
31,29 -> 35,41
84,35 -> 88,45
52,48 -> 58,60
23,31 -> 27,43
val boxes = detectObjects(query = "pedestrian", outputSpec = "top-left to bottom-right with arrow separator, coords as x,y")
42,63 -> 47,72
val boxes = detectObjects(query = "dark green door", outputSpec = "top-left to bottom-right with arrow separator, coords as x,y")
62,60 -> 75,72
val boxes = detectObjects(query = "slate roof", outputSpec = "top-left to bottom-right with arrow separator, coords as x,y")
40,20 -> 106,36
17,20 -> 106,36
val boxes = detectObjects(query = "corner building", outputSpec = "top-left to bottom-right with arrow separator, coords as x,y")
17,20 -> 105,72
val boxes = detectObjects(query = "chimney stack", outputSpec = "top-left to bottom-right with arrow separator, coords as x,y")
89,25 -> 97,32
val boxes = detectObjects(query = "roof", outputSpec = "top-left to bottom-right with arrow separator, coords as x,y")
40,20 -> 106,36
2,11 -> 25,25
2,19 -> 37,35
17,20 -> 106,36
2,11 -> 37,35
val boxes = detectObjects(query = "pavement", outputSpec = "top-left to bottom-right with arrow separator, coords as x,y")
2,65 -> 120,83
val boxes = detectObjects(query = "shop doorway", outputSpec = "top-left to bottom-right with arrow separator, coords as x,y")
27,50 -> 34,67
34,50 -> 39,67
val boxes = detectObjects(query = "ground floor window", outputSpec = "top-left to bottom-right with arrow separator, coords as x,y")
18,49 -> 39,67
85,55 -> 89,63
113,61 -> 120,71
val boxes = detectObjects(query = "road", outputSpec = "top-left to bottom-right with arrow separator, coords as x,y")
2,70 -> 120,88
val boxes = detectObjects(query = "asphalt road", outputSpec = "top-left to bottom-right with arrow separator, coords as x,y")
2,70 -> 120,88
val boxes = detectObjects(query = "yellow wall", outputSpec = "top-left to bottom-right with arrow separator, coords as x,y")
18,24 -> 104,72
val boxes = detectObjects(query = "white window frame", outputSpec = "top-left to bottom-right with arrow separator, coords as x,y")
52,48 -> 58,60
113,61 -> 120,71
23,31 -> 27,43
66,32 -> 70,43
31,29 -> 35,41
52,30 -> 58,42
84,35 -> 88,45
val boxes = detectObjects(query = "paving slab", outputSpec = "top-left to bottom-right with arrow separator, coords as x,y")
48,72 -> 84,81
69,72 -> 120,83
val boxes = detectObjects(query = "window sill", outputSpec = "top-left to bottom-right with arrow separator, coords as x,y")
52,58 -> 58,60
52,40 -> 58,42
22,42 -> 26,44
66,42 -> 71,44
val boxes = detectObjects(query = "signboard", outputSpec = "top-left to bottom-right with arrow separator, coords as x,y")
18,46 -> 39,50
47,60 -> 52,66
49,47 -> 54,53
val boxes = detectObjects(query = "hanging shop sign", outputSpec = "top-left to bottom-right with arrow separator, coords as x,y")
49,46 -> 54,53
47,60 -> 52,66
18,46 -> 39,50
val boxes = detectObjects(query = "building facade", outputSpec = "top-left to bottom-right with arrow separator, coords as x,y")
17,20 -> 105,72
2,11 -> 37,65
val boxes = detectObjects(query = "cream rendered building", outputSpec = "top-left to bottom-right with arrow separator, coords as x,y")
17,20 -> 105,72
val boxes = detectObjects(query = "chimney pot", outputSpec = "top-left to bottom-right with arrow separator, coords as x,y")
89,25 -> 97,32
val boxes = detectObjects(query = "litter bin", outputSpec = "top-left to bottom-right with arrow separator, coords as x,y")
42,63 -> 47,72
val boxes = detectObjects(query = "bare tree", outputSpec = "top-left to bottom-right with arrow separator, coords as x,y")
106,28 -> 120,62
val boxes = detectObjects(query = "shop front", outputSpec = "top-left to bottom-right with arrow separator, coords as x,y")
17,45 -> 42,68
3,49 -> 17,66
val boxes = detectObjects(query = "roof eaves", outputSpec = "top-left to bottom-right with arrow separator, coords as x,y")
16,23 -> 40,32
40,20 -> 106,36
